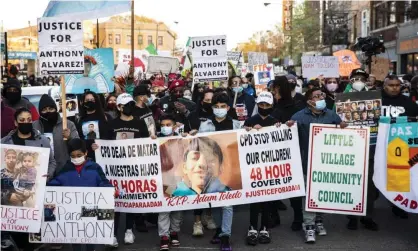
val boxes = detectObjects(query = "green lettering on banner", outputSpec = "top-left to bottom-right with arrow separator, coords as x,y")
312,171 -> 362,186
317,190 -> 354,204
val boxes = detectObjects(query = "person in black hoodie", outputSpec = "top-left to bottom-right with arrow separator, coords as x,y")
186,89 -> 214,131
76,91 -> 110,161
381,75 -> 418,118
270,76 -> 304,231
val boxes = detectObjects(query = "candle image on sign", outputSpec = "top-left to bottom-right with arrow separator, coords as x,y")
37,18 -> 84,75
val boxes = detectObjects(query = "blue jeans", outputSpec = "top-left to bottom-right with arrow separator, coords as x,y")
212,206 -> 233,237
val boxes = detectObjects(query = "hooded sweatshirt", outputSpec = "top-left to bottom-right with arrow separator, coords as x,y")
381,90 -> 418,117
1,102 -> 16,138
33,95 -> 80,173
2,79 -> 39,121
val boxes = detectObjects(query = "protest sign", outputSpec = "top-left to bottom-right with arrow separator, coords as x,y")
335,91 -> 381,145
147,56 -> 180,74
227,51 -> 243,68
253,64 -> 274,94
38,18 -> 84,75
55,97 -> 78,117
371,56 -> 390,81
301,56 -> 339,79
116,49 -> 150,80
247,52 -> 268,70
95,126 -> 305,212
190,35 -> 228,82
29,186 -> 115,244
333,50 -> 361,77
1,144 -> 50,232
374,117 -> 418,213
65,48 -> 115,94
306,124 -> 370,216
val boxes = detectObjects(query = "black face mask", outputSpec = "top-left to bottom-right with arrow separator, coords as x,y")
84,101 -> 96,111
258,107 -> 273,117
41,111 -> 59,125
18,123 -> 33,134
5,92 -> 21,104
201,102 -> 213,114
122,104 -> 134,116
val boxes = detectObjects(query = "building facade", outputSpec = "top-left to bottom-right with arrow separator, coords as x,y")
94,15 -> 176,63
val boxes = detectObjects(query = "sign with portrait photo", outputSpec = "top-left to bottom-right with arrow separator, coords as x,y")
95,126 -> 305,213
253,64 -> 274,95
1,144 -> 50,233
335,91 -> 381,145
55,97 -> 79,117
82,121 -> 100,140
29,186 -> 115,244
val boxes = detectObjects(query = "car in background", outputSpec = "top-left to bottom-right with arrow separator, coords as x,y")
21,86 -> 77,112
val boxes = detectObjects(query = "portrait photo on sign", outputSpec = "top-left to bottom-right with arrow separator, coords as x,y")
81,206 -> 98,217
56,98 -> 79,117
97,209 -> 115,220
159,132 -> 242,197
44,204 -> 56,222
116,131 -> 135,140
1,149 -> 41,208
257,71 -> 271,84
82,121 -> 100,140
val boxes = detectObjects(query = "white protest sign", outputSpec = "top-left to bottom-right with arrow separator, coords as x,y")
306,124 -> 370,216
95,127 -> 305,213
1,145 -> 50,233
247,52 -> 268,70
301,56 -> 339,79
29,186 -> 115,244
190,35 -> 228,82
38,18 -> 84,75
147,56 -> 180,74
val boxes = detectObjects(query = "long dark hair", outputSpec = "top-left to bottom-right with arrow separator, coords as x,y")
104,94 -> 117,111
275,76 -> 293,102
79,91 -> 107,120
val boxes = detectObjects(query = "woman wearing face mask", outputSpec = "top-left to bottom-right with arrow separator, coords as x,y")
242,76 -> 256,98
1,107 -> 57,251
104,94 -> 118,119
322,78 -> 341,109
107,93 -> 152,247
76,91 -> 111,161
345,69 -> 369,93
33,94 -> 80,174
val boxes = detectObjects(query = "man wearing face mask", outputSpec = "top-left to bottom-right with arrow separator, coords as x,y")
132,84 -> 157,136
345,69 -> 369,92
242,75 -> 256,98
228,76 -> 255,122
288,88 -> 345,244
160,79 -> 197,128
33,95 -> 79,174
2,79 -> 39,121
286,74 -> 305,105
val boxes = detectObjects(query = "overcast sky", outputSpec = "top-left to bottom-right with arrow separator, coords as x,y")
0,0 -> 284,49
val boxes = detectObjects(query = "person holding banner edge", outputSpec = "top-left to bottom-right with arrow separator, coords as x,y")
189,92 -> 241,251
288,87 -> 347,244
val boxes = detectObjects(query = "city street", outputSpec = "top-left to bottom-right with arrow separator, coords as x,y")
91,197 -> 418,251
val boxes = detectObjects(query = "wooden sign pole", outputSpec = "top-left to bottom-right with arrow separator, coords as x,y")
60,75 -> 67,139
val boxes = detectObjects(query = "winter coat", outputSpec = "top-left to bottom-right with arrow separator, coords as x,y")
1,129 -> 57,178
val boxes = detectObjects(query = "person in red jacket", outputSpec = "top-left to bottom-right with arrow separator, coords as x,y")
1,99 -> 16,138
2,79 -> 39,121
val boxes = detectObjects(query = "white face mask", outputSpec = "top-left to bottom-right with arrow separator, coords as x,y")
352,81 -> 365,91
326,83 -> 338,92
242,83 -> 249,89
71,156 -> 85,165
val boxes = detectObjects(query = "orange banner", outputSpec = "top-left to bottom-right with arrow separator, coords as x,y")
333,50 -> 361,77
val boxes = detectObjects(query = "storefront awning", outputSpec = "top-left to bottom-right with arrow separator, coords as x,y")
7,51 -> 37,60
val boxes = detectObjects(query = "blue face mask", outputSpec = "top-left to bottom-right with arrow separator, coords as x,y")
314,100 -> 326,110
233,87 -> 243,93
242,84 -> 249,89
213,108 -> 228,118
160,126 -> 173,136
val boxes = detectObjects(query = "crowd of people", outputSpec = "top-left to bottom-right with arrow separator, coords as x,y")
1,65 -> 418,251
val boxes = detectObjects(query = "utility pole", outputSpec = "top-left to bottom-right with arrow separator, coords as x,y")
96,19 -> 99,48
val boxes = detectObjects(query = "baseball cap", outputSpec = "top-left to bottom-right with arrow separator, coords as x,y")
350,68 -> 369,79
168,79 -> 185,91
256,91 -> 274,105
116,93 -> 135,105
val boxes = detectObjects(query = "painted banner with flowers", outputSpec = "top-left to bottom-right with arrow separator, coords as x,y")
95,126 -> 305,213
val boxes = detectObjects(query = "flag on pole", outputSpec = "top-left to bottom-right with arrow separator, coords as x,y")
145,43 -> 158,55
43,0 -> 131,20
